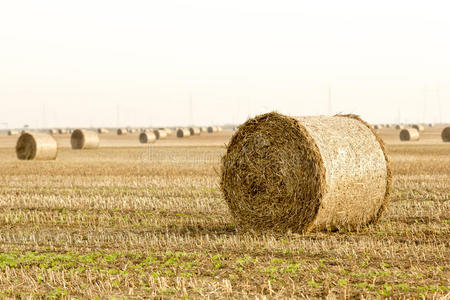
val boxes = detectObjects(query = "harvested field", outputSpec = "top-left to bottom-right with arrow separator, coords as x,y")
0,127 -> 448,298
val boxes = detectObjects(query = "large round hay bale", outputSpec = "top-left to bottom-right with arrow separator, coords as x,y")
412,124 -> 425,132
189,127 -> 201,136
97,128 -> 109,134
71,129 -> 100,150
400,128 -> 420,141
153,129 -> 168,140
16,132 -> 58,160
139,132 -> 156,144
221,112 -> 391,233
117,128 -> 127,135
441,127 -> 450,142
177,128 -> 191,138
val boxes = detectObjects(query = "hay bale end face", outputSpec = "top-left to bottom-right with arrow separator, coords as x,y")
207,126 -> 218,133
117,128 -> 127,135
16,132 -> 58,160
176,128 -> 191,138
400,128 -> 420,141
71,129 -> 100,149
97,128 -> 109,134
395,124 -> 405,130
441,127 -> 450,142
189,127 -> 201,136
221,112 -> 391,233
139,132 -> 156,144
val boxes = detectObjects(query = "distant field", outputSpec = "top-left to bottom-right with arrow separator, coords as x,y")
0,129 -> 448,298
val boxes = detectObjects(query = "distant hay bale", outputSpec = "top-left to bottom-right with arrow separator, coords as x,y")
153,129 -> 167,140
189,127 -> 201,136
16,132 -> 58,160
177,128 -> 191,138
373,125 -> 380,130
221,112 -> 391,233
217,126 -> 223,132
207,126 -> 218,133
117,128 -> 128,135
139,132 -> 156,144
395,124 -> 405,130
412,124 -> 425,132
200,126 -> 208,133
71,129 -> 100,150
441,127 -> 450,142
385,124 -> 390,128
48,129 -> 58,135
400,128 -> 420,141
428,123 -> 433,128
159,128 -> 172,136
128,128 -> 137,134
97,128 -> 109,134
58,129 -> 67,134
8,130 -> 19,136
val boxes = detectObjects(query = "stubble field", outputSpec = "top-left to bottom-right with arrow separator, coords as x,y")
0,128 -> 448,299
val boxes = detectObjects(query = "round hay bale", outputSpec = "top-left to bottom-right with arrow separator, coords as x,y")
158,128 -> 172,136
71,129 -> 100,149
441,127 -> 450,142
177,128 -> 191,138
153,129 -> 167,140
200,126 -> 208,133
428,123 -> 433,128
139,132 -> 156,144
395,124 -> 405,130
48,129 -> 58,135
373,125 -> 380,130
189,127 -> 201,136
58,129 -> 67,134
117,128 -> 128,135
221,112 -> 391,233
127,128 -> 136,134
97,128 -> 109,134
400,128 -> 419,141
411,124 -> 424,132
8,130 -> 19,136
207,126 -> 218,133
16,132 -> 58,160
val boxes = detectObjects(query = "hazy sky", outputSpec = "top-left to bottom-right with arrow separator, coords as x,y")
1,0 -> 449,128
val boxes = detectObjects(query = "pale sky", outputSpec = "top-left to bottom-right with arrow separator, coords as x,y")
0,0 -> 449,129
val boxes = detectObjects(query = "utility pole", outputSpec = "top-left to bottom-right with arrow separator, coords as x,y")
116,104 -> 120,127
189,96 -> 193,126
436,86 -> 442,124
328,85 -> 332,115
423,85 -> 427,123
42,104 -> 46,129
